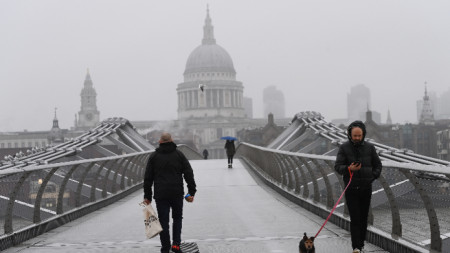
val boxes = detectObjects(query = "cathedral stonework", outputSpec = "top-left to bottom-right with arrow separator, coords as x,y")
76,70 -> 100,130
134,7 -> 289,159
177,7 -> 245,120
175,7 -> 249,158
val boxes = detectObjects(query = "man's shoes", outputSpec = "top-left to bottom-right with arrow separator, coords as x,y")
161,245 -> 171,253
228,164 -> 232,168
352,248 -> 361,253
171,244 -> 182,253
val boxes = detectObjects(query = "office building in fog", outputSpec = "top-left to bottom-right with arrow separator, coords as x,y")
263,86 -> 285,118
437,129 -> 450,161
437,89 -> 450,119
243,97 -> 253,118
347,84 -> 371,122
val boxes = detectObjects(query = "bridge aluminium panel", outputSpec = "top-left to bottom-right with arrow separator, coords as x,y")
0,118 -> 156,250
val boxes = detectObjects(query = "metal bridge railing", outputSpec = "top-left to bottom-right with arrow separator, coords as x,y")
237,142 -> 450,253
0,150 -> 153,250
177,144 -> 204,160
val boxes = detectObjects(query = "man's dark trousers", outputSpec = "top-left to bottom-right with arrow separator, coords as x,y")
155,197 -> 184,252
345,188 -> 372,250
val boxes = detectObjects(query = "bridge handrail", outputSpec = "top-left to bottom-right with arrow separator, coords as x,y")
0,150 -> 154,176
176,144 -> 204,160
0,151 -> 154,250
241,142 -> 450,175
237,142 -> 450,253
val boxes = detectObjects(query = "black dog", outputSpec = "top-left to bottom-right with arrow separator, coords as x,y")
299,233 -> 315,253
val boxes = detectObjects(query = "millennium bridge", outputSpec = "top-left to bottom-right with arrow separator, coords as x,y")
1,113 -> 449,252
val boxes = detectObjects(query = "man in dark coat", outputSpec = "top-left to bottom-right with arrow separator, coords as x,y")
224,140 -> 235,168
334,121 -> 382,253
144,133 -> 197,253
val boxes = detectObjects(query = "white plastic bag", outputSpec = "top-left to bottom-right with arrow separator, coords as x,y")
141,203 -> 163,239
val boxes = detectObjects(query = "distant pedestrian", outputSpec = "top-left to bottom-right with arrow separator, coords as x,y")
202,149 -> 209,160
224,140 -> 235,168
334,121 -> 382,253
144,133 -> 197,253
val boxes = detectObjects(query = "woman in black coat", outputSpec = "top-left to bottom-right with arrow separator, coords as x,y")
224,140 -> 235,168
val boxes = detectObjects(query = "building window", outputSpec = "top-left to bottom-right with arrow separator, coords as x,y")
7,143 -> 11,148
1,143 -> 4,148
35,142 -> 39,147
28,142 -> 32,147
42,141 -> 46,147
14,143 -> 18,148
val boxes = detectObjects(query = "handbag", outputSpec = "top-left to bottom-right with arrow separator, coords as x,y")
140,202 -> 163,239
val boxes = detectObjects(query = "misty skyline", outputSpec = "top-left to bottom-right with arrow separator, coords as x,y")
2,1 -> 450,131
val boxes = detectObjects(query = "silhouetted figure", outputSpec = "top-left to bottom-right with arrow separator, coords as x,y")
224,140 -> 235,168
202,149 -> 209,160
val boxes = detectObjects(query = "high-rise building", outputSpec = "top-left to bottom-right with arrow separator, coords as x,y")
347,84 -> 371,122
76,69 -> 100,130
437,129 -> 450,161
243,97 -> 253,119
437,88 -> 450,119
263,86 -> 285,118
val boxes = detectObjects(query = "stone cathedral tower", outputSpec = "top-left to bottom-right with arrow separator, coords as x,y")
419,85 -> 434,125
76,69 -> 100,130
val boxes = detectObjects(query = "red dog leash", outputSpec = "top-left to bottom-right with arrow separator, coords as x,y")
314,168 -> 353,238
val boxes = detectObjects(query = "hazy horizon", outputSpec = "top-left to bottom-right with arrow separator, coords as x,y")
2,0 -> 450,131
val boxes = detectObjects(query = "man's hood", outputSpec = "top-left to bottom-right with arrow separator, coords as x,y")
346,120 -> 367,144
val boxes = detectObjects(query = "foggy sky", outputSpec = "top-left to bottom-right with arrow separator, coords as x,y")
1,0 -> 450,131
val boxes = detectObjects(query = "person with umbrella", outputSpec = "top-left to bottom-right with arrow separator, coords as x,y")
222,137 -> 236,168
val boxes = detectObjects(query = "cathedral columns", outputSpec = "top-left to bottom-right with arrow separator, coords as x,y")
209,89 -> 213,108
216,89 -> 220,107
194,90 -> 198,107
238,91 -> 241,107
188,91 -> 192,108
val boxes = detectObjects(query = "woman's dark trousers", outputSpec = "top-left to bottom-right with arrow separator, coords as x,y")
345,188 -> 372,250
155,197 -> 184,252
227,155 -> 234,164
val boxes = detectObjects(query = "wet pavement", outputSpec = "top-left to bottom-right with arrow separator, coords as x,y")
4,159 -> 388,253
